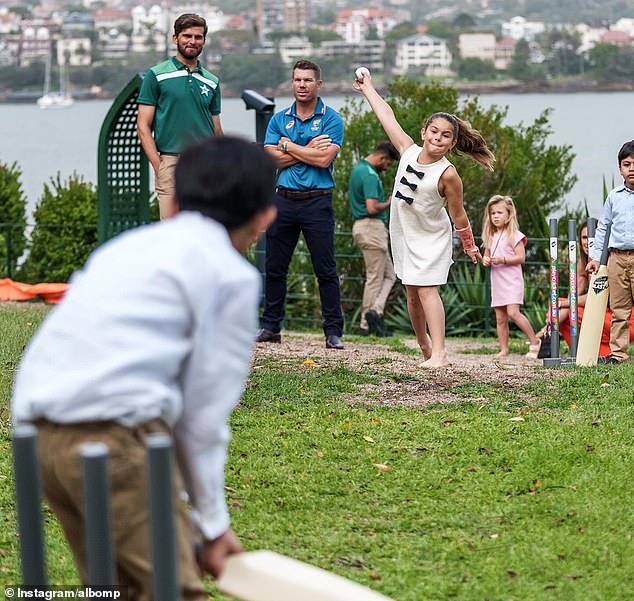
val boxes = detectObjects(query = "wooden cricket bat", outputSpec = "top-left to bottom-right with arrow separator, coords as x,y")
576,223 -> 611,366
216,550 -> 395,601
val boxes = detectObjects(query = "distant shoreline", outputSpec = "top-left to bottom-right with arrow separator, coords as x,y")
1,80 -> 632,104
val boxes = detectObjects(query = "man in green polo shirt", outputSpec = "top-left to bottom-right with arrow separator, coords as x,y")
349,141 -> 399,336
137,13 -> 223,219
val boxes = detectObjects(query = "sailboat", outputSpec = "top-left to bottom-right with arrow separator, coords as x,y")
37,50 -> 74,109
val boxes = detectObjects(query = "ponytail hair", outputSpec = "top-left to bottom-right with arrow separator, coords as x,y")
424,113 -> 495,172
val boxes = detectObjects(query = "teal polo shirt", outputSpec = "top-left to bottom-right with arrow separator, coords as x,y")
138,57 -> 221,154
264,98 -> 344,191
349,158 -> 388,225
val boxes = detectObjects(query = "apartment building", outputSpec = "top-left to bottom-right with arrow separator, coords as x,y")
256,0 -> 311,42
335,8 -> 398,44
394,33 -> 452,74
458,32 -> 496,62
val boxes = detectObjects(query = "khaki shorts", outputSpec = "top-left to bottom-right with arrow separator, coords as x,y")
156,154 -> 179,219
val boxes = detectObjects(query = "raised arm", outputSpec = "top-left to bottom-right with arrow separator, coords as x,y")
353,73 -> 413,155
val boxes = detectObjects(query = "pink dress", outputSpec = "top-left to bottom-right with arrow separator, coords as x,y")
490,230 -> 527,307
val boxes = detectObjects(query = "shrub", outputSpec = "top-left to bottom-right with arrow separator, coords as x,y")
0,162 -> 28,278
18,173 -> 97,283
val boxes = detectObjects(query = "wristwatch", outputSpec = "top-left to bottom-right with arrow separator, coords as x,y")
281,141 -> 288,153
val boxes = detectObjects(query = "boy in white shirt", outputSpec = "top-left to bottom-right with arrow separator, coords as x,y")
12,136 -> 277,600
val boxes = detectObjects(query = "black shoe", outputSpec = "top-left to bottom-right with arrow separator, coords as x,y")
365,309 -> 385,336
537,334 -> 551,359
256,328 -> 281,343
359,328 -> 370,337
598,354 -> 621,365
325,334 -> 344,349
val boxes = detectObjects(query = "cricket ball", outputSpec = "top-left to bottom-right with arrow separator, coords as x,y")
355,67 -> 370,81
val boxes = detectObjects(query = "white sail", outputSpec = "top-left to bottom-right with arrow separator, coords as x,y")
37,50 -> 74,109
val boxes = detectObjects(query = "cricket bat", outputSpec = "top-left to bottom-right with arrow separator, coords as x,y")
216,550 -> 395,601
576,223 -> 611,366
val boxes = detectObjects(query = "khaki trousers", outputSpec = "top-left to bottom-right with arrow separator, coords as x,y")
156,155 -> 179,220
607,249 -> 634,360
352,218 -> 396,330
36,419 -> 206,601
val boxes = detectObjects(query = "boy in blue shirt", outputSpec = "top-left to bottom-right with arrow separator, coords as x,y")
587,140 -> 634,363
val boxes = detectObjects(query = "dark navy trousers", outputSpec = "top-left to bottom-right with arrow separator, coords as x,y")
260,191 -> 344,336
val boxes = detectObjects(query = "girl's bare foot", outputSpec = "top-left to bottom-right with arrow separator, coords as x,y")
419,334 -> 432,360
422,352 -> 449,368
494,351 -> 509,358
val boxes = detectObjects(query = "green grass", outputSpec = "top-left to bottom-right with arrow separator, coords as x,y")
2,303 -> 634,600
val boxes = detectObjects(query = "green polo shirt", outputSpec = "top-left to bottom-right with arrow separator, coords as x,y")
349,158 -> 388,225
138,57 -> 221,154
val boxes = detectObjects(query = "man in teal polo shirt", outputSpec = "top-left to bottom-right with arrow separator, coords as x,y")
258,59 -> 345,349
349,141 -> 399,336
137,13 -> 223,219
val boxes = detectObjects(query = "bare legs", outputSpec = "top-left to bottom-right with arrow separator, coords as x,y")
494,304 -> 540,356
405,284 -> 449,367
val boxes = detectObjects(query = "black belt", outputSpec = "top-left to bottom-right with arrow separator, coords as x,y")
277,187 -> 331,200
160,152 -> 180,156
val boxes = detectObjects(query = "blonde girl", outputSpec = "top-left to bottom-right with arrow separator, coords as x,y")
481,195 -> 540,358
353,70 -> 494,368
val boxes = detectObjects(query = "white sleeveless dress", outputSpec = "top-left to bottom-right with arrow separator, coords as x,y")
389,144 -> 454,286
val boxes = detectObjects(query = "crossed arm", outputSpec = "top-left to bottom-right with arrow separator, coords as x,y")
265,134 -> 340,170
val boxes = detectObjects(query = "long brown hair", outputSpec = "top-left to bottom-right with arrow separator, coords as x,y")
424,112 -> 495,172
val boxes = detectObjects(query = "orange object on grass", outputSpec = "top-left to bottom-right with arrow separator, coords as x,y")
0,279 -> 69,304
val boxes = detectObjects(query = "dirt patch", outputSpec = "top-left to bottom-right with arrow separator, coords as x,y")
253,333 -> 568,407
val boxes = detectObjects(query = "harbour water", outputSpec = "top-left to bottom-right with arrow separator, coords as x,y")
0,91 -> 631,219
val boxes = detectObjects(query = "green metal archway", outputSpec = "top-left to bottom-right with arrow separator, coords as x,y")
96,74 -> 150,244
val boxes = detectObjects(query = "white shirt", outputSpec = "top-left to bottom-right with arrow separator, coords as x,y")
12,211 -> 260,540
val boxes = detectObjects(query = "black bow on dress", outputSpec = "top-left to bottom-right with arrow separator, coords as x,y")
395,190 -> 414,205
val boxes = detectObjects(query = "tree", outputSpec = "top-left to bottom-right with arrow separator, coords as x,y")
509,39 -> 532,81
18,174 -> 97,283
507,39 -> 548,81
457,57 -> 498,81
8,5 -> 31,18
589,43 -> 634,82
366,25 -> 379,41
383,21 -> 418,45
305,28 -> 342,46
218,54 -> 287,93
0,162 -> 27,278
0,63 -> 45,92
453,13 -> 476,28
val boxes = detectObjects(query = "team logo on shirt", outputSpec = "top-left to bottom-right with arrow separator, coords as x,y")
286,120 -> 295,129
199,84 -> 210,96
310,119 -> 321,131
